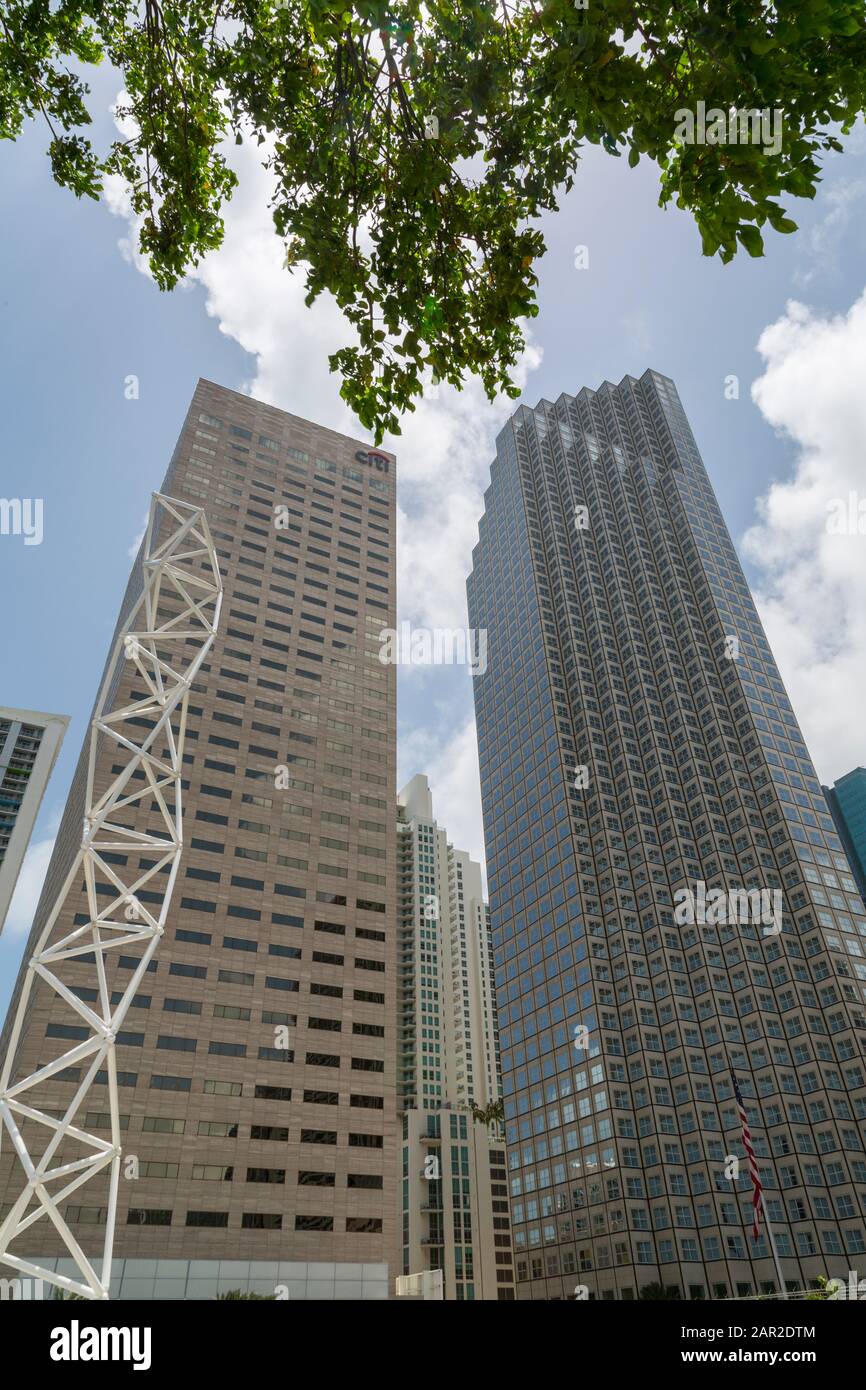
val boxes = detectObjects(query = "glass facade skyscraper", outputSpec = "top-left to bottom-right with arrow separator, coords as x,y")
466,369 -> 866,1301
0,706 -> 68,933
824,770 -> 866,903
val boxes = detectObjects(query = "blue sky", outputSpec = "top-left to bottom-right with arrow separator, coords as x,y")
2,78 -> 866,1018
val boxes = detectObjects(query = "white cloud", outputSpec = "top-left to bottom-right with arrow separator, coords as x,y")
793,178 -> 866,287
742,290 -> 866,783
3,832 -> 56,937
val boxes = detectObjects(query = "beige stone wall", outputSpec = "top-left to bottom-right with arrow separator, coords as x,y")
0,379 -> 398,1282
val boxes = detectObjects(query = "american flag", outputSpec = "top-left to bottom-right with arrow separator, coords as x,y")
731,1067 -> 763,1240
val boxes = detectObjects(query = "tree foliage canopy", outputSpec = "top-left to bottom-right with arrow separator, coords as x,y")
2,1 -> 864,438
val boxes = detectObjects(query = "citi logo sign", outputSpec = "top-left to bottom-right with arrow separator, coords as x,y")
50,1319 -> 152,1370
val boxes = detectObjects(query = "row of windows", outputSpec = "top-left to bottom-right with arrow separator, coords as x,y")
114,1163 -> 384,1185
66,1205 -> 383,1233
46,1067 -> 386,1114
47,1025 -> 385,1070
65,933 -> 386,991
513,1225 -> 866,1264
512,1191 -> 866,1227
69,991 -> 384,1037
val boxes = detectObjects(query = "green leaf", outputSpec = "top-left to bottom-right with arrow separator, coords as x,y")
3,0 -> 862,436
737,224 -> 765,257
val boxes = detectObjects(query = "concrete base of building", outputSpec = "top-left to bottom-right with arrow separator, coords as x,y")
3,1257 -> 390,1300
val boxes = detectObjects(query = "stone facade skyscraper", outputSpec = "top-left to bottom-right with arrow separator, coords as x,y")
0,380 -> 396,1301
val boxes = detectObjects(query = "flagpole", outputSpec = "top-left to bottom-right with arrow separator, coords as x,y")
727,1054 -> 788,1301
758,1187 -> 788,1301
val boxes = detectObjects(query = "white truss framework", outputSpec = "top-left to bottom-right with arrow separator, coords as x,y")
0,493 -> 222,1299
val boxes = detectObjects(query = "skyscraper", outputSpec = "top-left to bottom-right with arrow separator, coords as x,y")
0,380 -> 397,1300
824,770 -> 866,903
396,774 -> 513,1298
466,369 -> 866,1301
0,706 -> 69,933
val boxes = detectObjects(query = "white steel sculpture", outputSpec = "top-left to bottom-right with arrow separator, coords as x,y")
0,493 -> 222,1299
